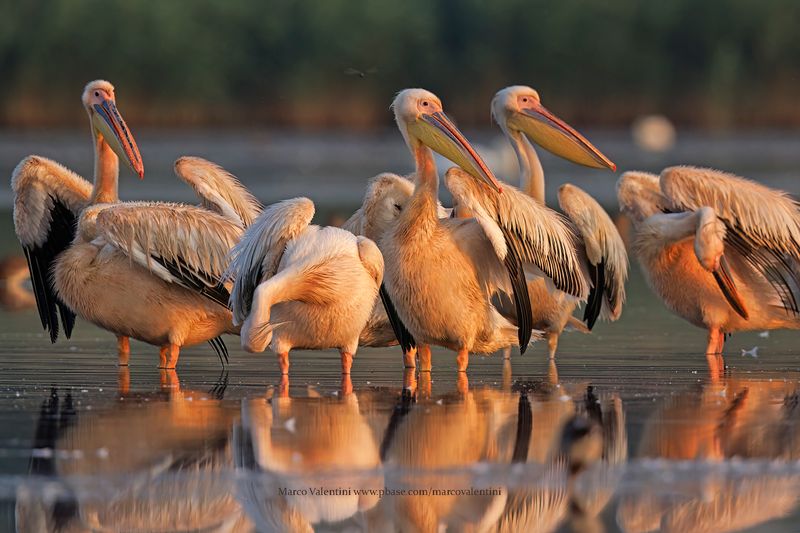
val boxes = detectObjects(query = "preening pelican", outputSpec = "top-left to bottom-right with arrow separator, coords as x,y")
618,166 -> 800,359
226,197 -> 384,374
12,81 -> 259,368
491,85 -> 628,357
381,88 -> 589,372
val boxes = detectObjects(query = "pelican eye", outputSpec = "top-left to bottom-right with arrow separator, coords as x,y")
95,91 -> 100,97
421,101 -> 429,107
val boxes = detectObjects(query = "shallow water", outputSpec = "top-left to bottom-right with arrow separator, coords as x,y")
1,131 -> 800,531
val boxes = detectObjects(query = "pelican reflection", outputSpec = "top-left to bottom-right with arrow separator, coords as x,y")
233,376 -> 384,531
16,373 -> 250,532
618,374 -> 800,533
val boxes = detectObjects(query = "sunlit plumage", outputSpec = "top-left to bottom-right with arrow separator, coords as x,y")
490,85 -> 628,358
618,165 -> 800,359
12,81 -> 258,368
343,172 -> 449,350
380,89 -> 605,371
226,197 -> 383,374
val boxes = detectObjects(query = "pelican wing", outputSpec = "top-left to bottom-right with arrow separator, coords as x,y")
445,168 -> 588,299
225,197 -> 315,324
558,184 -> 628,328
94,202 -> 242,306
12,156 -> 93,342
174,156 -> 262,228
660,166 -> 800,314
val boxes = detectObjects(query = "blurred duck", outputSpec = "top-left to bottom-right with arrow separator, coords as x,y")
16,381 -> 252,533
0,255 -> 35,311
226,197 -> 384,374
233,381 -> 382,531
380,88 -> 594,372
618,167 -> 800,360
490,86 -> 628,358
12,80 -> 260,369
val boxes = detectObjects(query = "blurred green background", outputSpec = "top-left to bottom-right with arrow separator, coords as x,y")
2,0 -> 799,130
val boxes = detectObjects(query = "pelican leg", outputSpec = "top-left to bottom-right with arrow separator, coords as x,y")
706,328 -> 723,355
118,366 -> 130,395
502,346 -> 512,360
340,351 -> 353,375
418,370 -> 432,400
457,372 -> 469,395
403,367 -> 417,398
403,346 -> 417,369
277,352 -> 290,375
456,348 -> 469,372
117,336 -> 130,366
547,334 -> 560,359
548,358 -> 560,385
158,344 -> 180,369
705,328 -> 725,382
717,332 -> 726,354
278,374 -> 289,398
341,374 -> 353,396
502,358 -> 512,391
419,344 -> 432,372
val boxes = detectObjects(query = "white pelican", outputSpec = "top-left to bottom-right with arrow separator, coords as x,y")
226,197 -> 384,374
490,85 -> 628,358
381,88 -> 591,371
617,166 -> 800,358
12,81 -> 259,368
343,172 -> 449,356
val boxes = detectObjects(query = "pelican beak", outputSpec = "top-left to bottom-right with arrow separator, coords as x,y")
712,255 -> 749,320
91,98 -> 144,179
410,111 -> 503,192
510,102 -> 616,171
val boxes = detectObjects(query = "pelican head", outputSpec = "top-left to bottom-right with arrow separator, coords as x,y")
392,88 -> 501,192
492,85 -> 615,171
82,80 -> 144,179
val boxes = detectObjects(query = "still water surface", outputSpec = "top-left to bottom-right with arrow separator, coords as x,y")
0,131 -> 799,531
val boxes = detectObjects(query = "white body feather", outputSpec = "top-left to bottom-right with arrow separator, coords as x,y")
227,198 -> 383,368
619,166 -> 800,349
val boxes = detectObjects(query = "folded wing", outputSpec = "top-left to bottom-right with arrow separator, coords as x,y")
661,166 -> 800,315
445,167 -> 589,350
94,202 -> 242,307
225,197 -> 315,324
12,156 -> 93,342
558,184 -> 628,328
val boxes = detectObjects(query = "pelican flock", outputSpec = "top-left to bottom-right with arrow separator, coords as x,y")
10,79 -> 800,377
